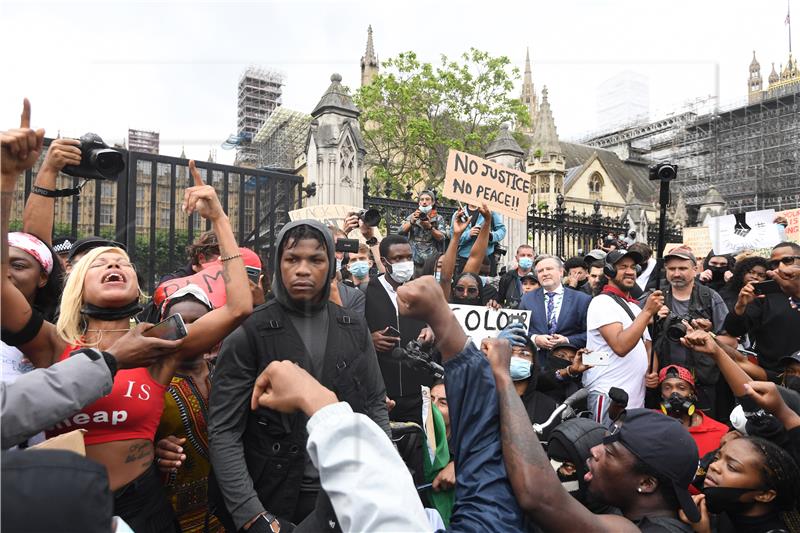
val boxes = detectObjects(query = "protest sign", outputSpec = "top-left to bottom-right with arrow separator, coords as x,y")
680,226 -> 713,259
708,209 -> 782,255
776,208 -> 800,243
448,304 -> 531,341
443,149 -> 530,221
289,204 -> 383,240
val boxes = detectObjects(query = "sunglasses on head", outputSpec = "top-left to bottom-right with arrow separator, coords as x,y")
767,255 -> 800,270
454,286 -> 479,295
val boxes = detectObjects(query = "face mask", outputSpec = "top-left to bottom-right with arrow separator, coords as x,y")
434,271 -> 441,283
660,392 -> 695,418
348,260 -> 370,279
709,265 -> 728,281
419,205 -> 433,214
336,258 -> 342,272
389,260 -> 414,284
518,257 -> 534,271
783,375 -> 800,393
510,356 -> 532,381
546,354 -> 571,372
702,486 -> 761,515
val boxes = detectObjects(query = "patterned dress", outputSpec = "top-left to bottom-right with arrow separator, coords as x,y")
156,366 -> 223,532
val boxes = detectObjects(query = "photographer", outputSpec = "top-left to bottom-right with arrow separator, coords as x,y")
449,203 -> 506,276
654,247 -> 730,419
723,242 -> 800,374
399,190 -> 444,274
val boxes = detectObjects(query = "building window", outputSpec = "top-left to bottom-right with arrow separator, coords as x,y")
136,207 -> 144,227
101,182 -> 114,197
589,173 -> 604,195
100,205 -> 114,225
539,176 -> 550,194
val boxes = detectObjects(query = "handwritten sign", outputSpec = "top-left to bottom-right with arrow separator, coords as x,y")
708,209 -> 782,255
443,150 -> 530,221
680,226 -> 713,259
289,204 -> 383,240
776,208 -> 800,243
448,304 -> 531,341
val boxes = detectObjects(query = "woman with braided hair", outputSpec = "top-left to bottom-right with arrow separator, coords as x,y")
683,434 -> 800,533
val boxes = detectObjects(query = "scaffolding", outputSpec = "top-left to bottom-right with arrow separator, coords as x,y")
253,107 -> 311,170
236,66 -> 284,166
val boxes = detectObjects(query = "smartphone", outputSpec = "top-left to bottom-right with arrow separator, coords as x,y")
456,201 -> 469,223
753,279 -> 781,295
335,238 -> 359,254
582,351 -> 612,366
245,265 -> 261,284
143,314 -> 188,341
385,326 -> 401,338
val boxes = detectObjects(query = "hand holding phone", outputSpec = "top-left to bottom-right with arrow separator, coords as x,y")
582,351 -> 611,367
143,314 -> 188,341
753,280 -> 781,295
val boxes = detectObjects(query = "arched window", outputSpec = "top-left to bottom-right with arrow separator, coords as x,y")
539,175 -> 550,193
589,173 -> 604,195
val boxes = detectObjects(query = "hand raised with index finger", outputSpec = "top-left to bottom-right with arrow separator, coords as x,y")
1,98 -> 46,179
183,160 -> 224,221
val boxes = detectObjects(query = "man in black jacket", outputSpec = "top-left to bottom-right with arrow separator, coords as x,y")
496,244 -> 535,308
365,235 -> 432,425
208,220 -> 389,533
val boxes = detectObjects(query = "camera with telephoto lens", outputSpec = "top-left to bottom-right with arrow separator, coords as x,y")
349,208 -> 381,228
648,162 -> 678,182
391,339 -> 443,379
62,133 -> 125,180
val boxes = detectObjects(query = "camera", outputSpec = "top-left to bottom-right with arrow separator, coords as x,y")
62,133 -> 125,180
350,208 -> 381,228
391,339 -> 443,379
418,211 -> 428,222
663,312 -> 703,341
648,162 -> 678,182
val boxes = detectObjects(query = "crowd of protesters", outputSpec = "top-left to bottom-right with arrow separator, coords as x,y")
2,100 -> 800,533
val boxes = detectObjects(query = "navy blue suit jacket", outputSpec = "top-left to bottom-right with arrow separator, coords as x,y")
520,286 -> 591,361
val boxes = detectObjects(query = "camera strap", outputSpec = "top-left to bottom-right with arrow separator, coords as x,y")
32,180 -> 88,198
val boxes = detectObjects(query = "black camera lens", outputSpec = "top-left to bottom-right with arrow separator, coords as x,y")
94,151 -> 124,174
666,322 -> 688,341
658,165 -> 677,181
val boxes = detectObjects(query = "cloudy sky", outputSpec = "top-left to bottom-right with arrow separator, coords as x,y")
1,0 -> 795,164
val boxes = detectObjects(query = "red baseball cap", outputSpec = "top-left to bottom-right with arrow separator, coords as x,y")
658,365 -> 695,388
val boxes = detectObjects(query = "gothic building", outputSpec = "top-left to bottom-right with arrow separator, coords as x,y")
361,25 -> 379,87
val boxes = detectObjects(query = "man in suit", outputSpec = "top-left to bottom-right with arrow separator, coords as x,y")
520,255 -> 592,368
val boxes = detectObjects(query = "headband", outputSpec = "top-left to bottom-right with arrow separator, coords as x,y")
8,232 -> 54,275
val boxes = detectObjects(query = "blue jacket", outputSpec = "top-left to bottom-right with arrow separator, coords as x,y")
520,286 -> 591,364
449,211 -> 506,259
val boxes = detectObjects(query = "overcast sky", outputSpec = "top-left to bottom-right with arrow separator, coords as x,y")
1,0 -> 795,164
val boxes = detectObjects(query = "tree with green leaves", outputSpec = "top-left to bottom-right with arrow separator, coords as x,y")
355,48 -> 529,198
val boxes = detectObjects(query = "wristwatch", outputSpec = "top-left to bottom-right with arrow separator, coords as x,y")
250,513 -> 279,533
365,237 -> 378,246
69,347 -> 118,378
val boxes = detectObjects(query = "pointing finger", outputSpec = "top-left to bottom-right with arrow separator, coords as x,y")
188,160 -> 204,187
20,98 -> 31,128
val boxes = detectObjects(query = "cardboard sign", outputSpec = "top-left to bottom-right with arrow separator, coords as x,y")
680,226 -> 713,259
288,204 -> 383,240
31,429 -> 86,456
443,150 -> 530,221
776,208 -> 800,243
448,304 -> 531,341
708,209 -> 782,255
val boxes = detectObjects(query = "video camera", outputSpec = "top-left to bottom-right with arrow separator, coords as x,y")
648,162 -> 678,182
391,339 -> 443,379
62,133 -> 125,181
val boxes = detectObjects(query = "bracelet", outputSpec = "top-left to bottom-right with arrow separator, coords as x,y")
220,253 -> 242,262
708,332 -> 717,340
565,367 -> 576,378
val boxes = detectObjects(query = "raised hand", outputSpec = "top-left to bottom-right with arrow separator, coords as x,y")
183,160 -> 224,221
498,322 -> 528,347
41,138 -> 82,173
452,208 -> 469,235
250,360 -> 337,417
679,324 -> 719,357
482,337 -> 513,379
1,99 -> 46,180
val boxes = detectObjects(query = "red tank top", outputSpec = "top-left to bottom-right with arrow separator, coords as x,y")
46,345 -> 167,446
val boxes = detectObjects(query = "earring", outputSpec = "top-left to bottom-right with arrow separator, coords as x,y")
637,488 -> 642,493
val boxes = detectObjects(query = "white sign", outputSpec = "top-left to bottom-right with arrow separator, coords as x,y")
708,209 -> 782,255
448,304 -> 531,342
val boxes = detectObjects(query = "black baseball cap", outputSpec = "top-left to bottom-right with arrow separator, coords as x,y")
605,249 -> 644,267
521,271 -> 538,282
67,236 -> 126,263
780,350 -> 800,368
604,409 -> 700,523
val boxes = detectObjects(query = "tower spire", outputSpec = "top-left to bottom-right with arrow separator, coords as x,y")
530,86 -> 560,158
519,47 -> 537,134
360,25 -> 379,87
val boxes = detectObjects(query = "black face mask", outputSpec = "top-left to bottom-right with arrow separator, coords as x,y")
661,392 -> 696,418
576,278 -> 588,288
703,486 -> 761,515
783,375 -> 800,393
546,354 -> 571,371
451,295 -> 481,306
709,265 -> 729,281
81,300 -> 143,321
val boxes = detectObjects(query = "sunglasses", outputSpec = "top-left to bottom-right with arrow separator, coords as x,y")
454,286 -> 479,295
766,255 -> 800,270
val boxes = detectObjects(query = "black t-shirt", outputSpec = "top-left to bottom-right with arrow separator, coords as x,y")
634,515 -> 694,532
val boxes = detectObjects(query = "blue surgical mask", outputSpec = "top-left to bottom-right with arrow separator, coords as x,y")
518,257 -> 533,271
510,356 -> 532,381
348,260 -> 370,279
419,205 -> 433,214
434,271 -> 441,283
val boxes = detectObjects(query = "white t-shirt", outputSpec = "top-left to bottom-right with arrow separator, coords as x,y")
582,294 -> 651,409
1,341 -> 45,445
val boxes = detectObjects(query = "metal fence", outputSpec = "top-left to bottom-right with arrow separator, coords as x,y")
364,184 -> 683,259
16,139 -> 302,292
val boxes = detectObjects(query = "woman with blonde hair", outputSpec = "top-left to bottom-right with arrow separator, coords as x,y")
1,156 -> 252,533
